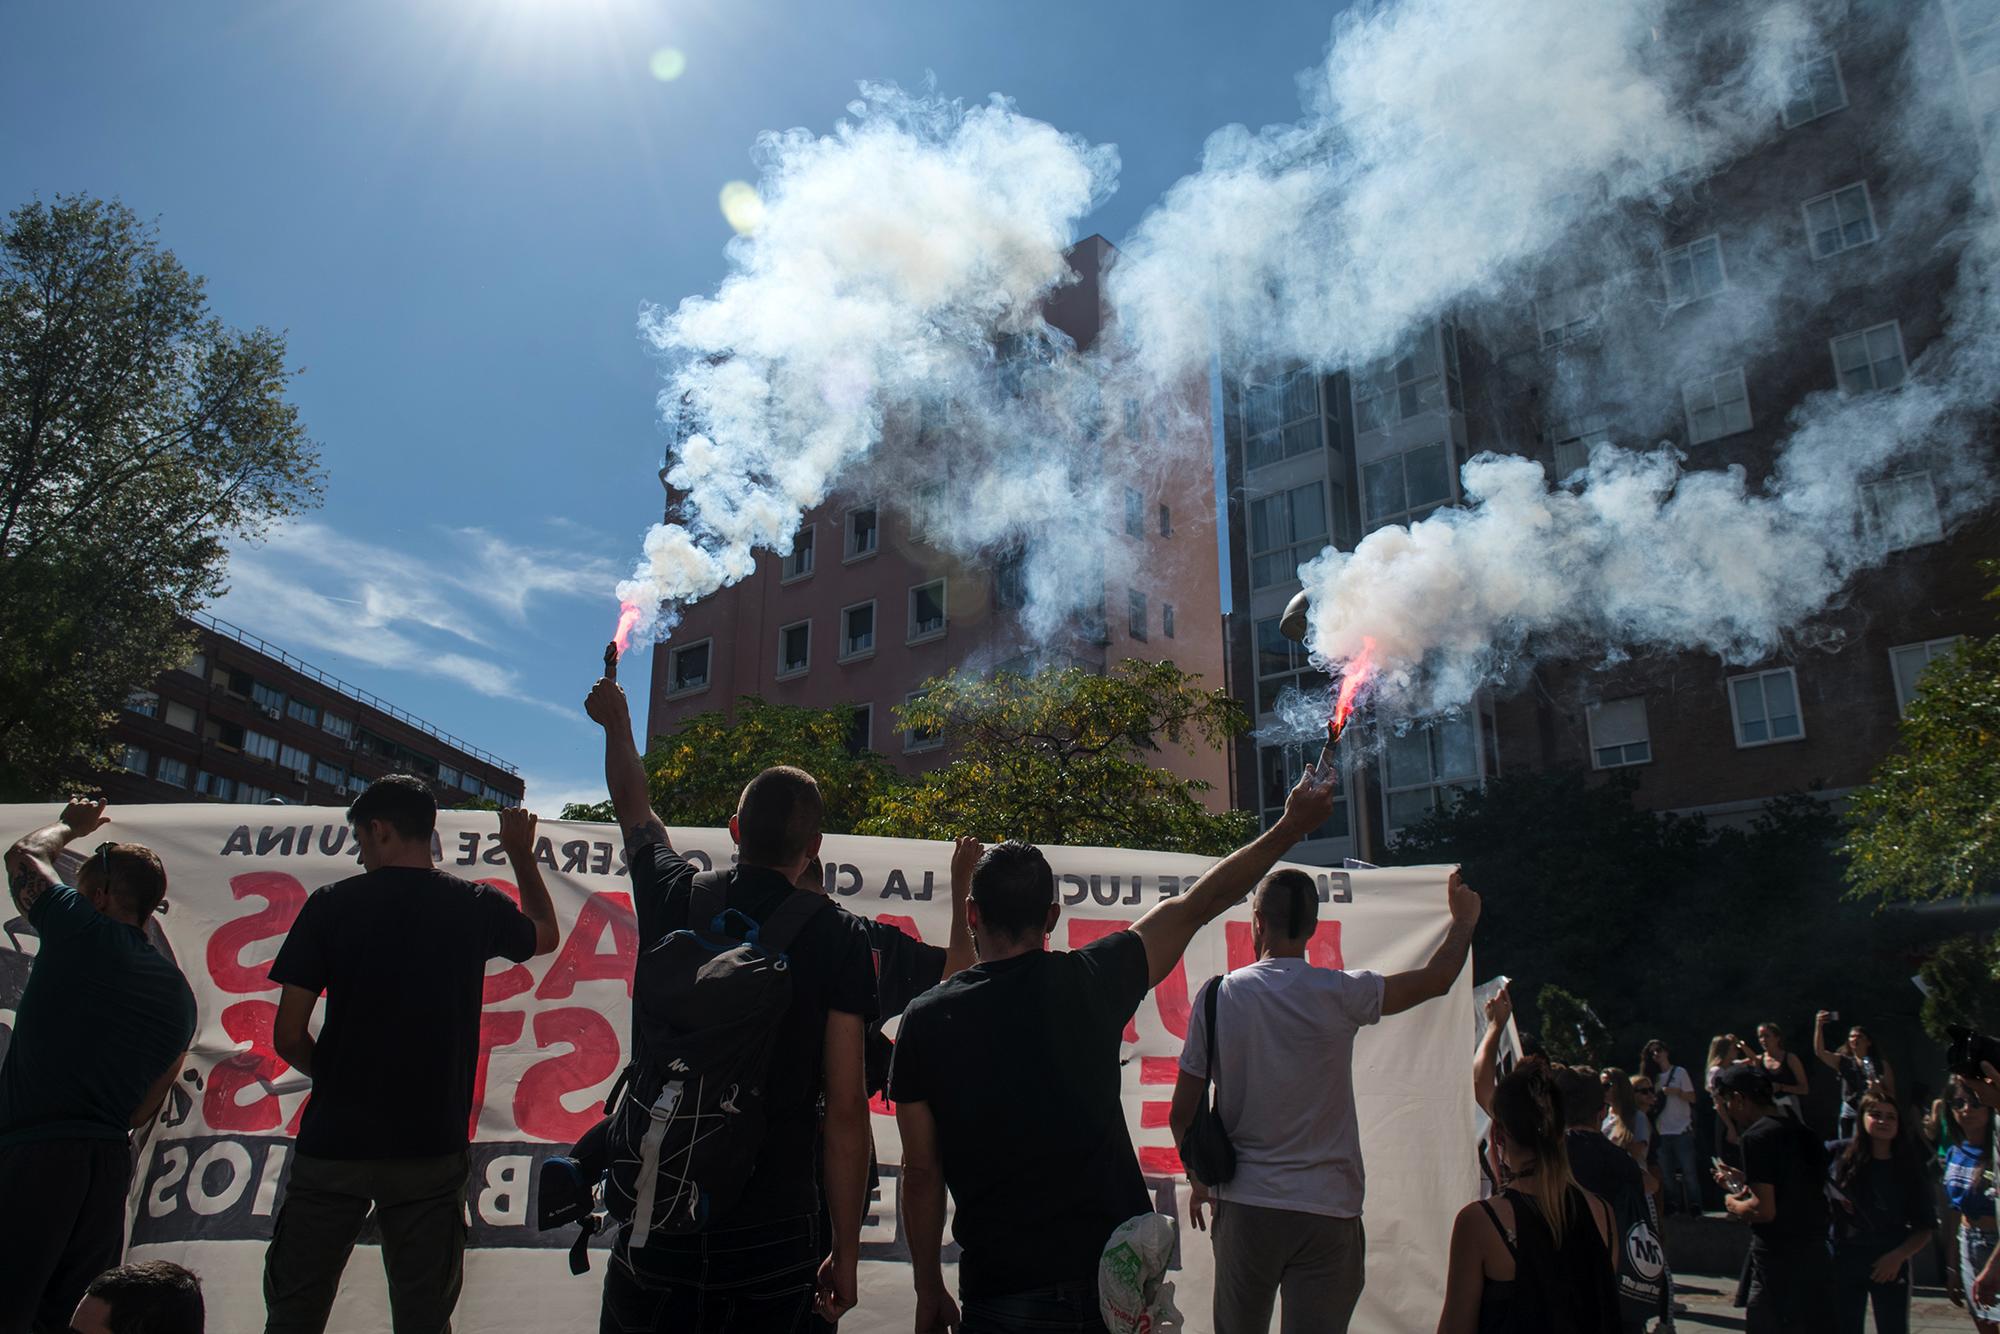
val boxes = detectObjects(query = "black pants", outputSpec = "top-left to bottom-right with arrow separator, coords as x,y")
1745,1242 -> 1837,1334
1833,1245 -> 1911,1334
959,1281 -> 1110,1334
0,1137 -> 130,1334
600,1214 -> 820,1334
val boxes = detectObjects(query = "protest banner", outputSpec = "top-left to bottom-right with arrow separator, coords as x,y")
0,804 -> 1475,1332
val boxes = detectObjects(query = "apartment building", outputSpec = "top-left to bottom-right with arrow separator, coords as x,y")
646,235 -> 1233,803
1222,0 -> 2000,862
100,612 -> 523,809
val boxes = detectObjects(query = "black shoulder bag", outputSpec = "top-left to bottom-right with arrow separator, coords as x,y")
1178,976 -> 1237,1186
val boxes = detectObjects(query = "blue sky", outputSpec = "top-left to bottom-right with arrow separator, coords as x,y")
1,0 -> 1342,811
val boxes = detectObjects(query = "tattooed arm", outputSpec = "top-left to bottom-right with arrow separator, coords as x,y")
5,797 -> 109,917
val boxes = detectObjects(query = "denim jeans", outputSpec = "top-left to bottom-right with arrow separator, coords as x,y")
959,1280 -> 1110,1334
1655,1130 -> 1702,1214
599,1213 -> 820,1334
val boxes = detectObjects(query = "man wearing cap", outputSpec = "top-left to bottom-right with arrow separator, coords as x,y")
1712,1062 -> 1834,1332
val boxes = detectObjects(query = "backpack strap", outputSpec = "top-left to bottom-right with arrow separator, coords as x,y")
757,886 -> 832,958
1202,976 -> 1223,1097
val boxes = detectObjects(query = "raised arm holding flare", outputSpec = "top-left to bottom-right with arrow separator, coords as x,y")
585,675 -> 668,852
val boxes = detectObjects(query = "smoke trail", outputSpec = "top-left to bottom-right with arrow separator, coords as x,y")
616,85 -> 1117,640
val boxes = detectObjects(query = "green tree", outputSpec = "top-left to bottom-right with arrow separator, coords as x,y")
0,195 -> 321,797
1844,565 -> 2000,905
1916,932 -> 2000,1044
1537,983 -> 1613,1065
857,660 -> 1254,855
561,698 -> 904,831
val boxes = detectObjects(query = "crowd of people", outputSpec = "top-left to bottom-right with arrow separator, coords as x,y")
0,666 -> 1989,1334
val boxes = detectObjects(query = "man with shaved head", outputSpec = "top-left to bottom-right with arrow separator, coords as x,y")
1170,864 -> 1481,1334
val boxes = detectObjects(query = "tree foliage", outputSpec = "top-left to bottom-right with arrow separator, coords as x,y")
0,196 -> 321,797
1844,565 -> 2000,905
1916,932 -> 2000,1045
1391,769 -> 1929,1077
561,698 -> 904,832
857,659 -> 1254,855
1536,983 -> 1613,1066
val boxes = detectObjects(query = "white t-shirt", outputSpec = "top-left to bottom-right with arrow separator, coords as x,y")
1178,957 -> 1385,1219
1654,1065 -> 1695,1136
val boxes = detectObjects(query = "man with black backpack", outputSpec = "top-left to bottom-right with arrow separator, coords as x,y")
890,764 -> 1340,1334
1553,1064 -> 1663,1334
586,676 -> 876,1333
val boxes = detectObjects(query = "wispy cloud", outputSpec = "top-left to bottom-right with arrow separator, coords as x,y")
215,522 -> 611,719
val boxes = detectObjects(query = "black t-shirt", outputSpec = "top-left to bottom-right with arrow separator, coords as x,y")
889,930 -> 1152,1299
1565,1127 -> 1646,1216
269,867 -> 536,1159
1827,1141 -> 1935,1252
630,840 -> 877,1224
850,910 -> 947,1097
1741,1113 -> 1831,1251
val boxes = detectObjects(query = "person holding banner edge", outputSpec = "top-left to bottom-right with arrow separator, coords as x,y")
259,778 -> 560,1334
1169,863 -> 1482,1334
889,762 -> 1351,1334
0,798 -> 196,1334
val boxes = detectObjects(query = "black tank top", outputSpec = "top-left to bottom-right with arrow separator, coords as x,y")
1475,1186 -> 1622,1334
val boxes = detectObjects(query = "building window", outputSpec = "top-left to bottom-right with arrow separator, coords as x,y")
994,551 -> 1027,611
844,506 -> 879,560
1831,321 -> 1907,394
349,773 -> 370,796
244,730 -> 279,762
1243,367 -> 1322,470
903,690 -> 943,753
1124,397 -> 1144,436
669,640 -> 712,694
239,784 -> 272,805
1586,697 -> 1653,769
164,701 -> 197,732
1382,714 -> 1480,833
1862,472 -> 1944,551
156,757 -> 190,788
439,764 -> 461,788
1782,53 -> 1847,128
1129,589 -> 1148,641
1551,421 -> 1612,479
322,713 -> 354,741
127,690 -> 160,718
1662,235 -> 1727,307
251,681 -> 286,717
1159,504 -> 1172,538
1352,330 -> 1455,434
120,745 -> 149,774
279,744 -> 312,774
1163,603 -> 1176,639
841,602 -> 876,660
1254,615 -> 1331,715
1804,183 -> 1876,259
1536,286 -> 1601,350
181,651 -> 208,679
286,698 -> 320,727
779,620 -> 812,677
782,524 -> 815,581
314,759 -> 344,786
1124,487 -> 1145,539
1890,638 -> 1961,715
195,771 -> 236,800
1728,668 -> 1804,747
1250,481 -> 1331,588
1259,744 -> 1349,840
1362,442 -> 1452,530
844,704 -> 873,757
908,582 -> 946,642
1682,369 -> 1753,445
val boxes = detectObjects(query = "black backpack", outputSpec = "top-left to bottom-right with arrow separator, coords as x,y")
1178,976 -> 1237,1186
603,872 -> 828,1245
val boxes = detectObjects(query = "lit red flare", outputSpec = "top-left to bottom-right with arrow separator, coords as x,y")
1330,636 -> 1377,739
612,602 -> 644,657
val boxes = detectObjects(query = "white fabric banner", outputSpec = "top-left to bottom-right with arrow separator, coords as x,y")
0,804 -> 1475,1333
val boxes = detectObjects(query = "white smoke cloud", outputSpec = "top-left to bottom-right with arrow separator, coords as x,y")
617,85 -> 1118,639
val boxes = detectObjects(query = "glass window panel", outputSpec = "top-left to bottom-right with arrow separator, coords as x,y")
1437,715 -> 1478,781
1282,369 -> 1317,422
1363,458 -> 1405,520
1763,670 -> 1798,720
1405,445 -> 1452,509
1251,552 -> 1292,588
1256,618 -> 1294,677
1388,788 -> 1436,829
1385,730 -> 1434,789
1250,495 -> 1285,553
1290,484 -> 1328,544
1245,384 -> 1282,439
1281,418 -> 1319,459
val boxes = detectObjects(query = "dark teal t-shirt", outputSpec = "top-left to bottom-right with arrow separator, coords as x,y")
0,886 -> 197,1147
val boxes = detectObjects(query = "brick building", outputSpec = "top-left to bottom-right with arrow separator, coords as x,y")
1221,0 -> 2000,863
99,612 -> 523,809
646,235 -> 1233,803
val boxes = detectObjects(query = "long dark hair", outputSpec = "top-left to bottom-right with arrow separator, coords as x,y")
1833,1092 -> 1918,1195
1492,1064 -> 1581,1248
